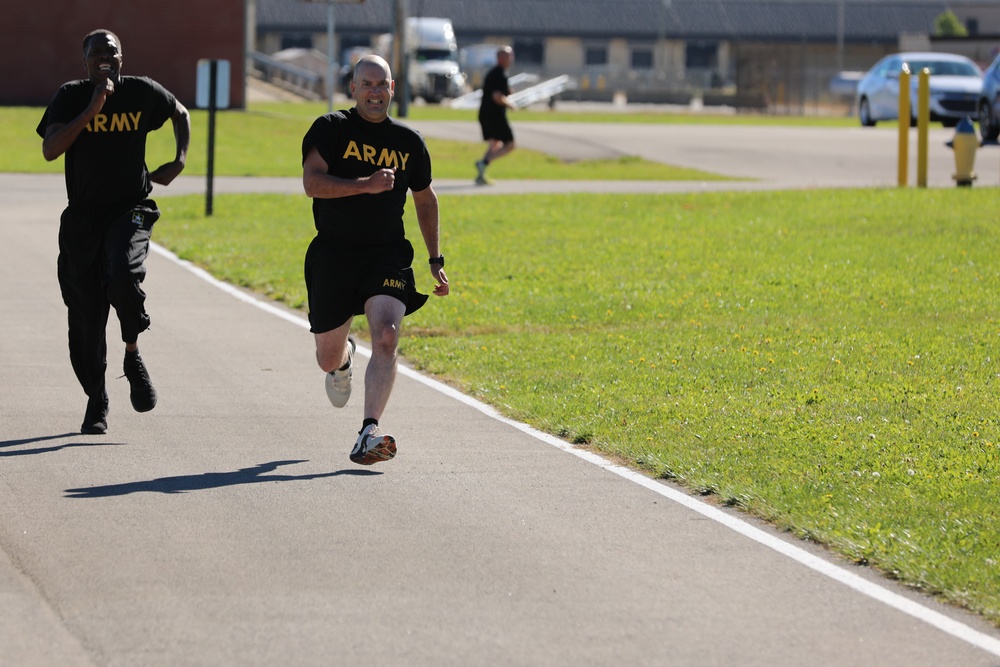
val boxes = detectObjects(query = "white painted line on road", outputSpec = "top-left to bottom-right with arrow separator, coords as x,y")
152,241 -> 1000,658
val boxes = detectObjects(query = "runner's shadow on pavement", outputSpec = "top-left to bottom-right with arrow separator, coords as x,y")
1,433 -> 126,457
64,460 -> 379,498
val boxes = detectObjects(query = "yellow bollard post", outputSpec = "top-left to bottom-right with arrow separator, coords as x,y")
897,65 -> 911,186
950,116 -> 978,186
916,68 -> 930,188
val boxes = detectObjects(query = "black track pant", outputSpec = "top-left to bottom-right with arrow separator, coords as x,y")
56,201 -> 160,400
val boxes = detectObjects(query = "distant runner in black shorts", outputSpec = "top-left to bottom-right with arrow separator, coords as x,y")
302,55 -> 450,466
475,46 -> 516,185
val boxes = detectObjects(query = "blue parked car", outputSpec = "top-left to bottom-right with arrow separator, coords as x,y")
856,52 -> 983,128
977,53 -> 1000,141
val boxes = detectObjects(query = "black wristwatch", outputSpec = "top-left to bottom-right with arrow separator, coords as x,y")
429,255 -> 445,267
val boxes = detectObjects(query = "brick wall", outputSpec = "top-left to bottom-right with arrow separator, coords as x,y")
7,1 -> 246,108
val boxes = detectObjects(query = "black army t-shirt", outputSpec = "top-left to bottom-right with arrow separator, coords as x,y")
36,76 -> 176,210
478,65 -> 511,125
301,107 -> 433,246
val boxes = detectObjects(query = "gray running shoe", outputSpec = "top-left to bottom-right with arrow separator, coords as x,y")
350,423 -> 397,465
325,336 -> 355,408
475,160 -> 490,185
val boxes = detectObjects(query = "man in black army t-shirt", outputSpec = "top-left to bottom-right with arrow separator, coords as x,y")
302,55 -> 449,466
475,46 -> 516,185
37,29 -> 190,435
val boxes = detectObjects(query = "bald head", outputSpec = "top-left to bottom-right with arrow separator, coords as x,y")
351,54 -> 395,122
353,54 -> 392,82
497,46 -> 513,68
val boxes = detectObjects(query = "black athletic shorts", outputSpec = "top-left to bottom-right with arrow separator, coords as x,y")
304,236 -> 429,334
479,116 -> 514,144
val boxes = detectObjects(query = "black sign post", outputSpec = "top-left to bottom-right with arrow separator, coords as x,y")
206,60 -> 218,216
195,59 -> 230,216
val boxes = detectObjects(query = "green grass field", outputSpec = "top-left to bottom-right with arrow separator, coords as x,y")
10,101 -> 1000,625
151,188 -> 1000,625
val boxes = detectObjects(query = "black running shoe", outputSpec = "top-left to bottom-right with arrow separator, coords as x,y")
81,390 -> 109,435
123,350 -> 157,412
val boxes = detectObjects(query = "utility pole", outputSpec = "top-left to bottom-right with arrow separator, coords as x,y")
836,0 -> 845,74
325,1 -> 336,112
300,0 -> 367,112
394,0 -> 409,117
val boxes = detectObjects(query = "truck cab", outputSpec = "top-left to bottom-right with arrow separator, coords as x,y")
404,17 -> 467,102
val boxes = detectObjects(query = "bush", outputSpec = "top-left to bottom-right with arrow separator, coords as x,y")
934,10 -> 968,37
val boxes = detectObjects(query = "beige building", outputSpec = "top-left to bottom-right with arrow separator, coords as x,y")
253,0 -> 1000,111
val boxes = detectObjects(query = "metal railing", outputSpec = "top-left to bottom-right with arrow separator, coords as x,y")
248,51 -> 325,100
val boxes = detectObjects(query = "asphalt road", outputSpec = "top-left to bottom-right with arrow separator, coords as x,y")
410,118 -> 1000,190
2,124 -> 999,666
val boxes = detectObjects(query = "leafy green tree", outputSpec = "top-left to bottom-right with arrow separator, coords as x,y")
933,10 -> 968,37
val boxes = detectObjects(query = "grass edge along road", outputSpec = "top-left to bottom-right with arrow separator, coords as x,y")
152,187 -> 1000,627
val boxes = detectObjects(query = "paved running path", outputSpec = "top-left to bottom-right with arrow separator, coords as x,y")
2,123 -> 999,666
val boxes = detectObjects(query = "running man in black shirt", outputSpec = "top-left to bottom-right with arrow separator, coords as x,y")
475,46 -> 516,185
37,29 -> 190,435
302,55 -> 449,465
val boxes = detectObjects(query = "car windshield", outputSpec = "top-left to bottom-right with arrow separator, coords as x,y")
903,60 -> 980,77
414,48 -> 456,62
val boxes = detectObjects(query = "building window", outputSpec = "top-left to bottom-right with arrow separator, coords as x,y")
585,46 -> 607,66
631,48 -> 653,69
512,38 -> 543,65
280,33 -> 313,50
685,42 -> 718,69
340,34 -> 370,52
966,18 -> 979,36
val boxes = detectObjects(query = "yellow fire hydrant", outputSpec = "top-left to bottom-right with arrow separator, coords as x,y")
951,116 -> 978,187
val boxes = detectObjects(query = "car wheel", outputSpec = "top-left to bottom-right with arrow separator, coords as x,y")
979,100 -> 1000,142
859,98 -> 876,127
